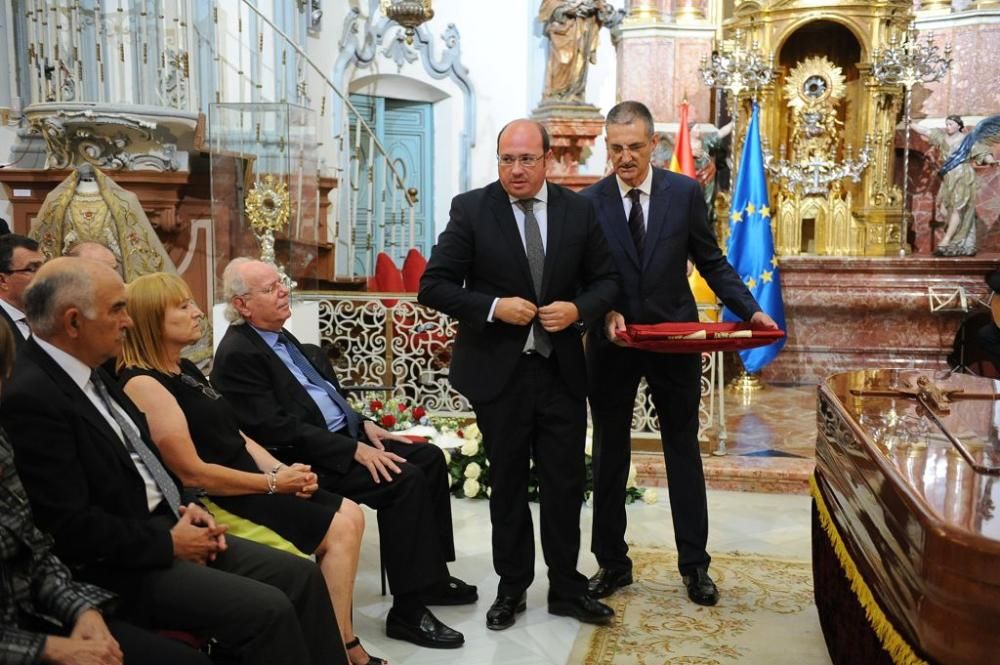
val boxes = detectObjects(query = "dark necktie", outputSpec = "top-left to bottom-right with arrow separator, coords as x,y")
90,371 -> 181,517
515,198 -> 552,358
277,334 -> 360,437
627,188 -> 646,257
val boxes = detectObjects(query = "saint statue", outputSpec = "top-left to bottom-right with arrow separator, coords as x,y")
538,0 -> 622,104
29,163 -> 175,279
914,115 -> 1000,257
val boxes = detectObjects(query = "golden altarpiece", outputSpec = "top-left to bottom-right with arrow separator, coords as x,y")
726,1 -> 910,257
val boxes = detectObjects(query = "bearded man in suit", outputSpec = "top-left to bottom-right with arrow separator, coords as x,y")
419,119 -> 619,631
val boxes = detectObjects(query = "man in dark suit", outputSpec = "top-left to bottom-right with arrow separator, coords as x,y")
212,258 -> 475,650
581,101 -> 777,606
419,119 -> 619,630
0,234 -> 45,349
0,257 -> 347,665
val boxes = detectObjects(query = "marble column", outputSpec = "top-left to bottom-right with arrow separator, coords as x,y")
626,0 -> 663,24
674,0 -> 706,23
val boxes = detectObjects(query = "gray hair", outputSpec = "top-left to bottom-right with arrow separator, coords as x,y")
24,268 -> 96,337
222,257 -> 255,324
606,101 -> 655,138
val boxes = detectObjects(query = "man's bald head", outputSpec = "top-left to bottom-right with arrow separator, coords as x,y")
66,242 -> 121,274
25,258 -> 131,367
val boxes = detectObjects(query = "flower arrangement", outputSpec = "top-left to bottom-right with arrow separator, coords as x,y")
434,421 -> 655,505
357,397 -> 428,431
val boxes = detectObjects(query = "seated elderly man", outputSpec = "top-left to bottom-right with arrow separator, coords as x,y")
0,320 -> 211,665
212,258 -> 475,650
0,257 -> 348,665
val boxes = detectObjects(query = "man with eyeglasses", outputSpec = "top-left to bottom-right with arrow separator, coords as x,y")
580,101 -> 776,607
420,119 -> 619,631
0,234 -> 46,350
212,257 -> 477,650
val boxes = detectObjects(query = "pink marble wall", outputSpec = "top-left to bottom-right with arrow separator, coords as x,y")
761,256 -> 998,384
916,24 -> 1000,118
617,37 -> 711,123
618,37 -> 676,120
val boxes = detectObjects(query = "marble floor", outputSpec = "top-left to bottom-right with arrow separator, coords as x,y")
349,488 -> 829,665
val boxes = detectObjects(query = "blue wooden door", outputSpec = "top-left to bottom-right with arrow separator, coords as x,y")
348,94 -> 433,275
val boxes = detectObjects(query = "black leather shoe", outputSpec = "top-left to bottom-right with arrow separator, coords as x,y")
385,606 -> 464,649
682,567 -> 720,606
587,567 -> 634,599
548,594 -> 614,624
421,575 -> 479,606
486,592 -> 527,631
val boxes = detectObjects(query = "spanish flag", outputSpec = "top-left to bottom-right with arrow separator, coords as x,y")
671,101 -> 717,319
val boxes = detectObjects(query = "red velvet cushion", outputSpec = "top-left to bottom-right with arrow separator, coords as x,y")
618,321 -> 785,353
401,249 -> 427,293
374,252 -> 404,307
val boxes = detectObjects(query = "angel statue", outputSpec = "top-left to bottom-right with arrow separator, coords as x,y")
538,0 -> 623,104
914,114 -> 1000,257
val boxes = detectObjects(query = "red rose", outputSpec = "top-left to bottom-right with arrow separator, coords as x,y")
412,406 -> 426,420
397,402 -> 407,413
370,399 -> 383,411
457,430 -> 464,438
381,414 -> 397,428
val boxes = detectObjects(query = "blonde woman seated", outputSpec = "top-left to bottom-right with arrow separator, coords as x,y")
119,273 -> 384,665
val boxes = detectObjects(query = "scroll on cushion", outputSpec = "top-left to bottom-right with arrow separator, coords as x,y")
618,322 -> 785,353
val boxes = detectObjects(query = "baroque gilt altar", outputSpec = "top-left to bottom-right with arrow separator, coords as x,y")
727,0 -> 911,256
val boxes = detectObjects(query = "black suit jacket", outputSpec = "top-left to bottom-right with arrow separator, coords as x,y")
418,180 -> 619,404
0,303 -> 27,353
0,339 -> 177,582
211,325 -> 358,476
581,168 -> 759,328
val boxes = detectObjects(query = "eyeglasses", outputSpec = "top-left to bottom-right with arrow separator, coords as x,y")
608,142 -> 650,157
498,154 -> 544,168
2,262 -> 43,275
239,279 -> 285,298
179,373 -> 222,400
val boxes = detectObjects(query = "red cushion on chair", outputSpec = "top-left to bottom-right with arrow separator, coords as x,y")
401,249 -> 427,293
374,252 -> 404,307
619,321 -> 785,353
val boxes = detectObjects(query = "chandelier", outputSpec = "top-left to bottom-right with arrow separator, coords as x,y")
870,21 -> 952,253
763,138 -> 872,197
699,29 -> 776,101
380,0 -> 434,44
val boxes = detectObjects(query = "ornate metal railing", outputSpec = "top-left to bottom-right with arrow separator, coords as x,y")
306,292 -> 728,449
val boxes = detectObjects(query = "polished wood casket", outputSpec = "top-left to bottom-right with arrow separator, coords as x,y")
814,369 -> 1000,665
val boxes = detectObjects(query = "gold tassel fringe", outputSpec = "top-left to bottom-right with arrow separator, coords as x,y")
810,475 -> 930,665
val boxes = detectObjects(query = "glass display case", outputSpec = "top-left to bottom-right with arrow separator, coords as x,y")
209,102 -> 328,293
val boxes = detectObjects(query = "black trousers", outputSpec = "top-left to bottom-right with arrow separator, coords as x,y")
319,435 -> 454,596
97,534 -> 345,665
587,341 -> 710,576
473,353 -> 588,600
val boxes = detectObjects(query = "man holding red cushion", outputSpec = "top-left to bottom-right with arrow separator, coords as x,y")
580,101 -> 777,607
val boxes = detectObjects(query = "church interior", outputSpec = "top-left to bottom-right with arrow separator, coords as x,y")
2,0 -> 1000,663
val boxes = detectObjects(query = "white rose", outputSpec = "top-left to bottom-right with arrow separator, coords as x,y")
463,423 -> 481,440
442,448 -> 451,465
586,494 -> 594,508
626,463 -> 638,489
642,489 -> 658,504
463,478 -> 480,498
464,462 -> 481,480
460,439 -> 479,457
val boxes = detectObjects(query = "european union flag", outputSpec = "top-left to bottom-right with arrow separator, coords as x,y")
722,103 -> 786,373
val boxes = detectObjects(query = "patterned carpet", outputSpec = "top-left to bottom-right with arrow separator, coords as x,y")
570,548 -> 831,665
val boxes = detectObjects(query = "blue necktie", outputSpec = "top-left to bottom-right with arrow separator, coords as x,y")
277,334 -> 360,438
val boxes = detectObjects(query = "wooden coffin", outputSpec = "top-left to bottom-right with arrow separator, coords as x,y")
815,369 -> 1000,665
